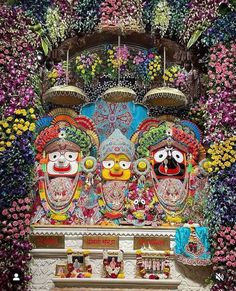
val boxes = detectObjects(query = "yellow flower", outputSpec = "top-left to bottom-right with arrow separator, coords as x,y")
6,128 -> 11,134
6,141 -> 12,147
29,108 -> 34,114
81,69 -> 85,74
16,130 -> 22,135
0,147 -> 6,152
15,109 -> 21,115
172,67 -> 177,73
224,161 -> 231,167
163,76 -> 168,81
31,114 -> 36,119
2,122 -> 9,128
23,126 -> 28,132
169,78 -> 174,82
9,135 -> 15,140
20,119 -> 25,124
25,121 -> 30,126
7,117 -> 13,121
21,109 -> 27,116
17,124 -> 23,130
29,123 -> 36,131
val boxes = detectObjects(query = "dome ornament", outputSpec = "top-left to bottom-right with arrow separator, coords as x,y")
43,49 -> 88,105
144,47 -> 188,107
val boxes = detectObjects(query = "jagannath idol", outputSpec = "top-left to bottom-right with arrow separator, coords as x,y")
133,118 -> 206,223
32,108 -> 99,224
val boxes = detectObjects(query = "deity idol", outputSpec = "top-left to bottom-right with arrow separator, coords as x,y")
32,109 -> 99,224
96,129 -> 135,223
134,118 -> 206,223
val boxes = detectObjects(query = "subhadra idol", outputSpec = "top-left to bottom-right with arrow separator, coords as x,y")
134,118 -> 206,223
96,129 -> 135,223
32,109 -> 99,224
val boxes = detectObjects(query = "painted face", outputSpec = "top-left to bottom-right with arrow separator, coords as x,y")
102,153 -> 131,181
153,146 -> 186,179
47,150 -> 79,176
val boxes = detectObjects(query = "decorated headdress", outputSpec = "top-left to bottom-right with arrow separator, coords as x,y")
35,108 -> 99,160
133,118 -> 205,162
99,129 -> 135,161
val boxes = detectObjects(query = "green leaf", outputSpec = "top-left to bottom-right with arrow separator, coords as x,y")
187,29 -> 204,49
41,38 -> 49,56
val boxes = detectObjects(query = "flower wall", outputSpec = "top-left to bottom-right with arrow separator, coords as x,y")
0,1 -> 235,290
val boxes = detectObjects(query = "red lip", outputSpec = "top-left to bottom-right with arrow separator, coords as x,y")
53,164 -> 71,172
159,164 -> 180,175
109,171 -> 123,177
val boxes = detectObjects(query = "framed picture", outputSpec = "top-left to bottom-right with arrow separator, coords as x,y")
55,264 -> 67,277
72,255 -> 84,271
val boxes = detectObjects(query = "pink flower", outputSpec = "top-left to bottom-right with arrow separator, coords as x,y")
13,221 -> 18,227
18,199 -> 24,204
14,233 -> 20,239
20,230 -> 25,236
25,219 -> 30,225
12,213 -> 18,220
2,209 -> 8,216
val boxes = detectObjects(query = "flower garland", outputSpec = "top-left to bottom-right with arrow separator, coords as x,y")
168,0 -> 189,38
203,136 -> 236,173
0,198 -> 33,289
45,6 -> 71,47
133,48 -> 162,83
204,42 -> 236,143
205,164 -> 236,233
201,12 -> 236,48
162,65 -> 181,83
105,45 -> 131,80
0,108 -> 36,152
211,226 -> 236,290
183,0 -> 229,44
47,62 -> 67,86
99,0 -> 143,31
75,52 -> 102,85
151,0 -> 171,37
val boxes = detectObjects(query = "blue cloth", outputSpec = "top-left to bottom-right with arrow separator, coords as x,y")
175,226 -> 211,260
81,99 -> 148,142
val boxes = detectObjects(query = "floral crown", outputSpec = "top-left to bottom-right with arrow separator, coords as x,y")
135,121 -> 204,162
35,111 -> 99,160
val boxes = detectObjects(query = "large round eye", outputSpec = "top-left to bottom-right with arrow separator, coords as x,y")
141,199 -> 145,205
154,149 -> 167,163
48,152 -> 60,162
102,160 -> 115,169
119,161 -> 131,170
172,150 -> 184,163
65,152 -> 78,162
134,199 -> 139,205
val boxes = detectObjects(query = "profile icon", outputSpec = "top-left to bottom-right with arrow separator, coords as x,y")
13,273 -> 20,281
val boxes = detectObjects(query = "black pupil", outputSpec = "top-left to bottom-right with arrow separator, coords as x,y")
54,155 -> 57,158
69,155 -> 72,158
160,154 -> 163,158
176,155 -> 179,158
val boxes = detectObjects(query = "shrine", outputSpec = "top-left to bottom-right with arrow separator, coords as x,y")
0,1 -> 235,291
